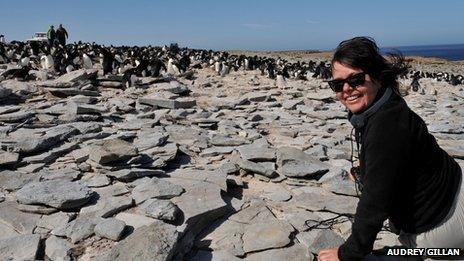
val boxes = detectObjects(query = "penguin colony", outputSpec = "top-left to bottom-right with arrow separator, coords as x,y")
1,41 -> 463,90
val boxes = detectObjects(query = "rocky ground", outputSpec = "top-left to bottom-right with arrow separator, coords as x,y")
1,54 -> 463,260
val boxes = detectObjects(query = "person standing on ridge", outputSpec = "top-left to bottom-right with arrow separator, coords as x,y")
47,25 -> 56,47
56,24 -> 68,46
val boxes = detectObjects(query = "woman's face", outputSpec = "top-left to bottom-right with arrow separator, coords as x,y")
332,61 -> 381,114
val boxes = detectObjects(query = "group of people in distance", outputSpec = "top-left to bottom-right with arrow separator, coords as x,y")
47,24 -> 68,47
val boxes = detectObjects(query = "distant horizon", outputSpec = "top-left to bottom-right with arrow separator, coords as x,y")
3,36 -> 464,53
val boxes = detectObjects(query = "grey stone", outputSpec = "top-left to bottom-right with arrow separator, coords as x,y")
38,168 -> 82,182
165,81 -> 191,95
293,192 -> 359,215
0,222 -> 19,240
247,243 -> 313,261
106,221 -> 179,261
132,177 -> 184,204
196,218 -> 245,257
0,201 -> 40,234
260,182 -> 292,202
306,229 -> 345,254
80,195 -> 133,218
86,175 -> 111,188
0,85 -> 12,98
94,218 -> 126,241
169,172 -> 230,256
45,235 -> 74,261
219,162 -> 240,175
200,146 -> 235,157
89,138 -> 138,165
191,250 -> 241,261
139,97 -> 196,109
0,170 -> 38,191
107,168 -> 165,182
0,105 -> 21,115
17,203 -> 58,214
133,133 -> 169,151
242,219 -> 293,253
15,125 -> 79,154
37,212 -> 76,231
237,143 -> 276,162
0,150 -> 19,166
321,172 -> 358,196
139,199 -> 179,221
100,81 -> 123,88
277,146 -> 329,178
16,180 -> 93,210
21,141 -> 78,164
115,213 -> 156,229
0,234 -> 40,260
55,69 -> 98,83
65,217 -> 99,243
235,158 -> 277,178
0,80 -> 37,95
282,99 -> 304,110
67,101 -> 106,115
0,110 -> 35,123
210,134 -> 247,146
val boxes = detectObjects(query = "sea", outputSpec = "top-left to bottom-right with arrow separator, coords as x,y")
380,43 -> 464,61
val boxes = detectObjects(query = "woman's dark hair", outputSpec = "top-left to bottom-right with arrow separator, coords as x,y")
331,36 -> 410,95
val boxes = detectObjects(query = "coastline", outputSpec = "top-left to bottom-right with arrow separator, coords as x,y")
227,50 -> 464,75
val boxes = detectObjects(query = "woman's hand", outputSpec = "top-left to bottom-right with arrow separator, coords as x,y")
317,247 -> 340,261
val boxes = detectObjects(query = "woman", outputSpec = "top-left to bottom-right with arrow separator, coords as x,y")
317,37 -> 464,260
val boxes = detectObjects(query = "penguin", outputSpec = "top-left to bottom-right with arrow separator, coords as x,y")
82,53 -> 93,69
219,62 -> 229,77
411,76 -> 420,92
100,47 -> 114,75
66,65 -> 74,73
214,60 -> 221,74
40,54 -> 54,70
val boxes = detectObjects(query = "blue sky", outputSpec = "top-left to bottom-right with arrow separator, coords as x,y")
1,0 -> 463,51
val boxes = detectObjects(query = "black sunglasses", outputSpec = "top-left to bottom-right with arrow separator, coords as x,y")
327,72 -> 366,92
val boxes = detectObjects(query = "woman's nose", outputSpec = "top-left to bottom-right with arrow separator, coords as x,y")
343,82 -> 354,92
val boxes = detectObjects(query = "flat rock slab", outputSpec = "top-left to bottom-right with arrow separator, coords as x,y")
242,219 -> 294,253
16,180 -> 93,210
237,144 -> 276,162
45,235 -> 75,261
0,170 -> 39,191
0,150 -> 19,166
94,218 -> 126,241
132,177 -> 184,204
63,217 -> 100,243
277,146 -> 329,178
106,221 -> 179,261
305,229 -> 345,254
0,201 -> 41,234
55,69 -> 98,83
80,195 -> 133,218
139,199 -> 179,221
292,192 -> 359,215
115,213 -> 156,229
0,234 -> 40,260
247,243 -> 313,261
191,250 -> 241,261
196,218 -> 245,257
106,168 -> 165,182
139,97 -> 196,109
15,125 -> 79,154
89,138 -> 138,165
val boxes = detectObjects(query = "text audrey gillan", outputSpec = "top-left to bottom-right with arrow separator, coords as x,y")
387,248 -> 462,257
